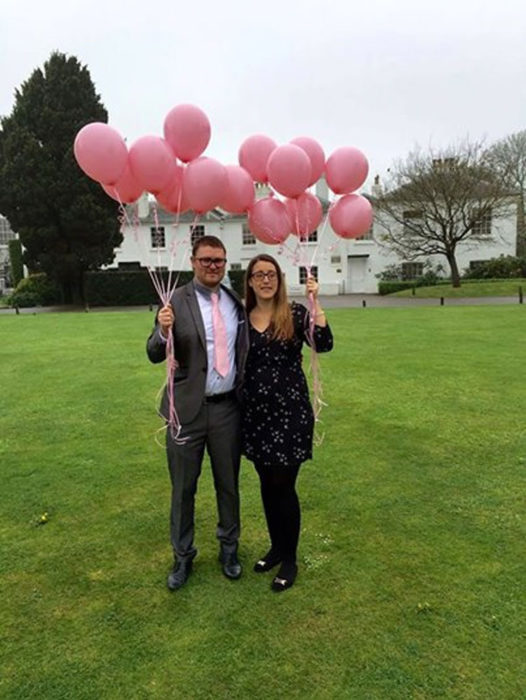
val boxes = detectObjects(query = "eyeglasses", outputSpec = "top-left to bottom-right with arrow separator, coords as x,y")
251,271 -> 278,281
195,257 -> 227,268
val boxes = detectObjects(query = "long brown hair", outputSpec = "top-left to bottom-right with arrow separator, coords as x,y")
244,254 -> 294,341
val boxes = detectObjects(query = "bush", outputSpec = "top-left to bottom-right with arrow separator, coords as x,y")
463,255 -> 526,279
8,273 -> 61,307
228,269 -> 245,298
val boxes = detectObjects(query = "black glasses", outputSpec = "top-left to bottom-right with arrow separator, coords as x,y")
195,257 -> 227,268
251,271 -> 278,281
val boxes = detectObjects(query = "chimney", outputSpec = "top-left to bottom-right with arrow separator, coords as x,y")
315,175 -> 329,202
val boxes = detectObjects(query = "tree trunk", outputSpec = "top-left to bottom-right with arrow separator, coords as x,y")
447,254 -> 461,287
516,193 -> 526,258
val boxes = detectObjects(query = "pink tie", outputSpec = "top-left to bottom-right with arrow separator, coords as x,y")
211,291 -> 230,377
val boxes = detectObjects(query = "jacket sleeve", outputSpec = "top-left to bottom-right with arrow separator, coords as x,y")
146,308 -> 169,364
293,302 -> 334,354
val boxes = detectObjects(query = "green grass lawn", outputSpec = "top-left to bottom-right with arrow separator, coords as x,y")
1,307 -> 525,699
393,279 -> 526,298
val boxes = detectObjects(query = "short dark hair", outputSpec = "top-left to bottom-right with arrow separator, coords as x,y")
192,235 -> 226,257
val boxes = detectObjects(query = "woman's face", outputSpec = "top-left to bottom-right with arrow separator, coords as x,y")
249,260 -> 279,302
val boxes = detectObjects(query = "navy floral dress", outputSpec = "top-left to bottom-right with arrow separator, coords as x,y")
242,302 -> 334,466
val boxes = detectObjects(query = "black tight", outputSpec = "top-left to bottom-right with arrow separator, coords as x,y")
254,462 -> 301,565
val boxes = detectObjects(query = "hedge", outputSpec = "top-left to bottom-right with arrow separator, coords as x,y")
8,239 -> 23,287
84,268 -> 247,306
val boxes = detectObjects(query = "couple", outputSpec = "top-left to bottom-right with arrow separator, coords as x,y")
146,235 -> 333,593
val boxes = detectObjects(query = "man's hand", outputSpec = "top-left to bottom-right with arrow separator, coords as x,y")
158,304 -> 175,337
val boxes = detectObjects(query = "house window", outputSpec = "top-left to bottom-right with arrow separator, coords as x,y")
242,223 -> 256,245
308,230 -> 318,243
230,263 -> 242,271
472,208 -> 492,236
401,262 -> 424,280
299,266 -> 318,284
191,224 -> 205,245
403,210 -> 423,235
469,260 -> 488,271
331,255 -> 341,264
0,217 -> 15,245
150,226 -> 166,249
357,225 -> 374,241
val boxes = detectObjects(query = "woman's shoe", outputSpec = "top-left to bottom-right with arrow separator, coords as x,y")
253,549 -> 282,573
271,563 -> 298,592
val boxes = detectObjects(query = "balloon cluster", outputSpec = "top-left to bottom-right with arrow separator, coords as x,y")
73,105 -> 373,241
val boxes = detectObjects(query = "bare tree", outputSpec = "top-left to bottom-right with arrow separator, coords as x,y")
486,130 -> 526,257
374,140 -> 512,287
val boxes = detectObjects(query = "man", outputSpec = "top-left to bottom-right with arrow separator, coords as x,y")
147,235 -> 249,590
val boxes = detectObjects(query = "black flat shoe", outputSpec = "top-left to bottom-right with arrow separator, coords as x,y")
271,563 -> 298,592
253,549 -> 282,573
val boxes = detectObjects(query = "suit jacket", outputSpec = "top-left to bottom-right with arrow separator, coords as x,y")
146,280 -> 249,424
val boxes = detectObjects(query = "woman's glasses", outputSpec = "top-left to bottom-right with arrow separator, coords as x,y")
251,271 -> 278,281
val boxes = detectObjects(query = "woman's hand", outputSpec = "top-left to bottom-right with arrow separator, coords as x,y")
305,277 -> 319,298
158,304 -> 175,337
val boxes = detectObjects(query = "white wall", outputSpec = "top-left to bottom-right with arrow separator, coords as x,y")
107,200 -> 518,295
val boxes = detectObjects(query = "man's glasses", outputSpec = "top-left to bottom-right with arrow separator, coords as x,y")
251,271 -> 278,281
195,257 -> 227,268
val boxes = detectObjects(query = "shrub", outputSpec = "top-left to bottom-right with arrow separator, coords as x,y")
463,255 -> 526,279
8,273 -> 60,307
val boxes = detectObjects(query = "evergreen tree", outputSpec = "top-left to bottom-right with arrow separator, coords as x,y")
0,52 -> 122,302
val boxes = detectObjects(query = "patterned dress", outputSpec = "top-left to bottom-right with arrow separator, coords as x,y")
242,302 -> 334,466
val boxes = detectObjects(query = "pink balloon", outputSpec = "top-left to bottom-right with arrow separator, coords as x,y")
129,136 -> 177,195
325,146 -> 369,195
290,137 -> 325,187
267,144 -> 312,199
163,104 -> 211,163
102,162 -> 143,204
220,165 -> 255,214
183,157 -> 227,214
238,134 -> 277,183
329,194 -> 373,239
74,122 -> 128,185
248,197 -> 291,245
156,164 -> 190,214
285,192 -> 323,240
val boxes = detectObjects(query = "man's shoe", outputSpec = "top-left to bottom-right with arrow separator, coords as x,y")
219,550 -> 242,580
167,559 -> 192,590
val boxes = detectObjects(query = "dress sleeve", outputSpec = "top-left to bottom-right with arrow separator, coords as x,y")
292,302 -> 334,354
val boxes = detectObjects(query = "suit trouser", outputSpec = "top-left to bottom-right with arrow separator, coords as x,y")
165,396 -> 241,562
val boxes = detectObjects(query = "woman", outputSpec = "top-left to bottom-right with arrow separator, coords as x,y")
242,254 -> 333,592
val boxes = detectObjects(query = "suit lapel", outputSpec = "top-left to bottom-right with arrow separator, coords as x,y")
185,282 -> 207,351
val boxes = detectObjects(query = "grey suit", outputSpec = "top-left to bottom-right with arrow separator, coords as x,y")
147,280 -> 249,562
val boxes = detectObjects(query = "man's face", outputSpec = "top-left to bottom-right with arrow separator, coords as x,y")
191,245 -> 227,288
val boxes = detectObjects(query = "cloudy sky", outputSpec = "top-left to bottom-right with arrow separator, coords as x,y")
2,0 -> 525,189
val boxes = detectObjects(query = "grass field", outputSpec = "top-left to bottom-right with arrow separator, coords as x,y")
1,306 -> 525,699
393,279 -> 526,298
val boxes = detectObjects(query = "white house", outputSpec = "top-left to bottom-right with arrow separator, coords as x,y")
104,178 -> 519,294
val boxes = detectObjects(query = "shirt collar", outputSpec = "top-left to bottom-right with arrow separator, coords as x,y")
193,278 -> 221,297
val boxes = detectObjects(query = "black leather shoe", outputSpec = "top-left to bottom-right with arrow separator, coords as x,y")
254,549 -> 282,573
271,563 -> 298,592
167,559 -> 193,590
219,550 -> 242,580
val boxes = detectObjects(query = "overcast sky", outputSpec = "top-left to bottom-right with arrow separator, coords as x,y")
2,0 -> 525,190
